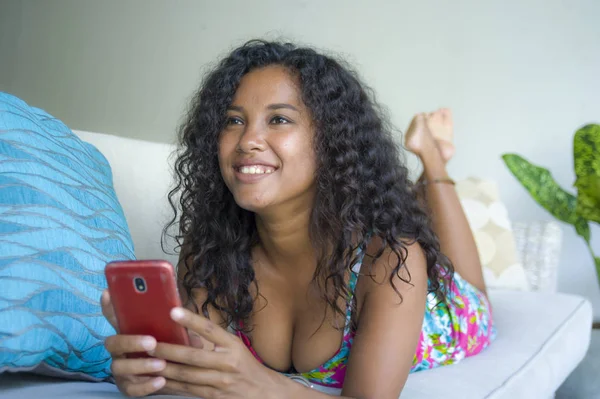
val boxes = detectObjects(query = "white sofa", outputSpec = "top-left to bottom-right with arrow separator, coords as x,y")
0,130 -> 593,399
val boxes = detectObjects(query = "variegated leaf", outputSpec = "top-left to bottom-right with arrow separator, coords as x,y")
502,153 -> 591,243
573,124 -> 600,223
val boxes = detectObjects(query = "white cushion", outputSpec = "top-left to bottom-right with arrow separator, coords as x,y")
456,178 -> 530,291
74,130 -> 179,267
402,290 -> 592,398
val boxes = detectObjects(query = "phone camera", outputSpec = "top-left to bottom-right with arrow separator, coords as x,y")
134,277 -> 146,293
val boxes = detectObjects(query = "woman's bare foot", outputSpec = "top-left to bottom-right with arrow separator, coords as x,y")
404,108 -> 455,163
404,113 -> 438,159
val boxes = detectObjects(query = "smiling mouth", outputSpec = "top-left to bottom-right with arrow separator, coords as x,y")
235,165 -> 277,175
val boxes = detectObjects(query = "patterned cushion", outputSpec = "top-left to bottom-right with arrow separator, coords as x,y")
455,177 -> 529,291
0,92 -> 135,380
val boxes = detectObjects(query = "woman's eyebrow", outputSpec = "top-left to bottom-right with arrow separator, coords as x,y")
267,103 -> 299,112
227,103 -> 299,112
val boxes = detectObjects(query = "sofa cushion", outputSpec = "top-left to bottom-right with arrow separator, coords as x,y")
0,93 -> 135,380
0,290 -> 591,398
402,290 -> 592,398
456,177 -> 530,291
73,130 -> 178,267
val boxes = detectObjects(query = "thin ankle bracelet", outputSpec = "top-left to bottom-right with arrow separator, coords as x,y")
418,177 -> 456,186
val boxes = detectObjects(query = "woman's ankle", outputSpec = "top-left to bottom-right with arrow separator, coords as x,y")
420,145 -> 448,179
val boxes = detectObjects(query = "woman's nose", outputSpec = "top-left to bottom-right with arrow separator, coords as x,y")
236,122 -> 266,153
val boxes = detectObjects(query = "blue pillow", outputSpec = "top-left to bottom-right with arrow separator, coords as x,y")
0,92 -> 135,380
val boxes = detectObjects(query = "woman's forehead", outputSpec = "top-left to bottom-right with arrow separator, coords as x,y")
232,66 -> 303,108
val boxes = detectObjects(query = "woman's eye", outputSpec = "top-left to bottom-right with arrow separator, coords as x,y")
226,116 -> 243,125
270,116 -> 290,125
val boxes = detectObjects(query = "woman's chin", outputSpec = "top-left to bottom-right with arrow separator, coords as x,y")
234,197 -> 272,214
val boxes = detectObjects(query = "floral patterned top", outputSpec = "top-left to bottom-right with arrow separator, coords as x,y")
236,255 -> 496,389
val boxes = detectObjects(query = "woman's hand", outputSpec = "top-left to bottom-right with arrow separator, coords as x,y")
150,307 -> 286,399
101,290 -> 170,396
102,290 -> 215,397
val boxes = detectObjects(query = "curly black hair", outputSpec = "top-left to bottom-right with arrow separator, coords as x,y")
164,39 -> 453,331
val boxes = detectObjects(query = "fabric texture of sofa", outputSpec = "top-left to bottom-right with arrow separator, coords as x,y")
0,130 -> 593,399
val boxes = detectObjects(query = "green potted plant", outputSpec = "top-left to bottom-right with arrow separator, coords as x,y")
502,124 -> 600,286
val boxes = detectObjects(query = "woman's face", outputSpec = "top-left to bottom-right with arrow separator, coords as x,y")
218,65 -> 317,214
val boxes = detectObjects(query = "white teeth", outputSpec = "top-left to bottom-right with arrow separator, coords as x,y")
239,166 -> 275,175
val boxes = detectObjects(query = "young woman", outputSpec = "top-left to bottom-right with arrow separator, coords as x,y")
102,40 -> 495,399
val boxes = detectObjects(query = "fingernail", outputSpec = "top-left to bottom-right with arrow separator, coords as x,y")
188,332 -> 204,349
152,377 -> 165,388
141,337 -> 156,350
171,307 -> 185,320
150,360 -> 165,370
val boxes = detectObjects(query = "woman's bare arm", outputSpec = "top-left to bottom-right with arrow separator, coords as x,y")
339,242 -> 428,399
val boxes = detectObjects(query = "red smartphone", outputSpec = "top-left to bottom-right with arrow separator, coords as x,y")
105,260 -> 190,348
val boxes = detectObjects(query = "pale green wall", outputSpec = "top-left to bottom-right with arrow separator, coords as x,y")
0,0 -> 21,90
1,0 -> 600,318
3,0 -> 598,145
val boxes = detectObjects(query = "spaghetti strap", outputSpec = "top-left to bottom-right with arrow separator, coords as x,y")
345,248 -> 365,328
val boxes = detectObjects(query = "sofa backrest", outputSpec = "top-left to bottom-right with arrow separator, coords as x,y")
74,130 -> 180,266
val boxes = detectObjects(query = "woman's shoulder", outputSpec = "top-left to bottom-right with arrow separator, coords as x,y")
355,236 -> 428,310
362,236 -> 427,277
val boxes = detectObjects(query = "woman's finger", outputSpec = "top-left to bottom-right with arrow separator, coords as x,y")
110,358 -> 166,376
105,334 -> 157,357
188,330 -> 213,350
100,290 -> 119,330
170,307 -> 233,348
152,343 -> 229,370
157,362 -> 227,388
118,377 -> 166,397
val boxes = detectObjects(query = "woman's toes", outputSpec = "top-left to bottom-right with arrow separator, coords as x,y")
428,109 -> 444,124
427,109 -> 451,132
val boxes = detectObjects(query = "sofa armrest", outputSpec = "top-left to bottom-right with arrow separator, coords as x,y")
513,221 -> 563,293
